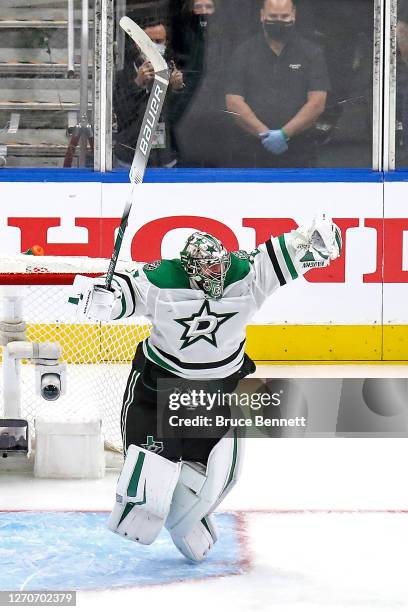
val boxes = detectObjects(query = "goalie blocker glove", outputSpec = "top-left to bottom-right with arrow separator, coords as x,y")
68,275 -> 122,321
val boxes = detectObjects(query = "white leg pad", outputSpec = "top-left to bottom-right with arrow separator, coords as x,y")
170,514 -> 218,563
108,444 -> 181,545
166,433 -> 244,561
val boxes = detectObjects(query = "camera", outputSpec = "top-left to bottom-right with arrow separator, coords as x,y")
35,364 -> 67,401
40,373 -> 62,401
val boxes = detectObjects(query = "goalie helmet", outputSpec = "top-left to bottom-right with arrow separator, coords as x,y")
180,232 -> 231,300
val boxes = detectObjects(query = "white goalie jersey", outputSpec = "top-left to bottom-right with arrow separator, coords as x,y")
108,234 -> 307,379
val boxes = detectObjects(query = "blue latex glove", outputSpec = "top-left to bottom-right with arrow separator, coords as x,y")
259,129 -> 289,155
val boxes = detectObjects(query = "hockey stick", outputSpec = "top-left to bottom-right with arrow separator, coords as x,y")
105,17 -> 169,290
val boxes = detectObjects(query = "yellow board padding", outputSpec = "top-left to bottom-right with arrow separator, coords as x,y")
382,326 -> 408,361
0,323 -> 407,363
246,325 -> 383,362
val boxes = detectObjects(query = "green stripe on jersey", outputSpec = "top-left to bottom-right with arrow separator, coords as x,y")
278,235 -> 298,281
143,259 -> 191,289
145,339 -> 180,373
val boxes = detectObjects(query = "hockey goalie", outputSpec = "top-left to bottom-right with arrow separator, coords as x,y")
69,215 -> 341,562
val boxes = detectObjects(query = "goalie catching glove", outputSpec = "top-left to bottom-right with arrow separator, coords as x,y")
291,214 -> 342,272
68,275 -> 122,321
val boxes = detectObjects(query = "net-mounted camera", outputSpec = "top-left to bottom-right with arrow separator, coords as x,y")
35,364 -> 67,402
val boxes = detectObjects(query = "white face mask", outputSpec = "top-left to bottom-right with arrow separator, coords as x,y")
154,43 -> 166,57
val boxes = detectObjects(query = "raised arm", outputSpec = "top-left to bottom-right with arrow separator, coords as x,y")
251,215 -> 342,303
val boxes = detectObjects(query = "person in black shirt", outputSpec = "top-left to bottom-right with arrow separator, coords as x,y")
113,21 -> 185,168
225,0 -> 330,168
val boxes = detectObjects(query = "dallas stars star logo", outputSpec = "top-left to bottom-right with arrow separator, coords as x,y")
175,300 -> 238,349
141,435 -> 163,454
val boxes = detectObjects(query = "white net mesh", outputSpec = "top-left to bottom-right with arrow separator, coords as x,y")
0,255 -> 151,453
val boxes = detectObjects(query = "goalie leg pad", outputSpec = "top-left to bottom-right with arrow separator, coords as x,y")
170,514 -> 218,563
108,444 -> 181,545
166,432 -> 244,562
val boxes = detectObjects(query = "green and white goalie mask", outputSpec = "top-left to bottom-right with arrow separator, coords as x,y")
180,232 -> 231,300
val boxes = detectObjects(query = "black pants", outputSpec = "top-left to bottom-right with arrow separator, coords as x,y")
120,346 -> 255,464
121,367 -> 224,463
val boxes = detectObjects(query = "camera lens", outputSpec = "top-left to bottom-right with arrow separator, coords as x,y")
42,384 -> 59,400
41,374 -> 61,401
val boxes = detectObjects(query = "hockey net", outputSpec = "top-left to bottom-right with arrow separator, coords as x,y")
0,255 -> 151,453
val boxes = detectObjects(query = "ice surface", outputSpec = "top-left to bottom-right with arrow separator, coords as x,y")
0,512 -> 244,590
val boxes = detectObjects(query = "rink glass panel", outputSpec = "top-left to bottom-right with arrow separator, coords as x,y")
395,0 -> 408,168
0,1 -> 392,171
111,0 -> 375,170
0,0 -> 94,169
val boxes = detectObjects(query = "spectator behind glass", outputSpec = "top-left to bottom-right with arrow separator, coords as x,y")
173,0 -> 216,93
193,1 -> 215,25
298,0 -> 373,165
171,0 -> 230,166
113,21 -> 184,168
225,0 -> 330,168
